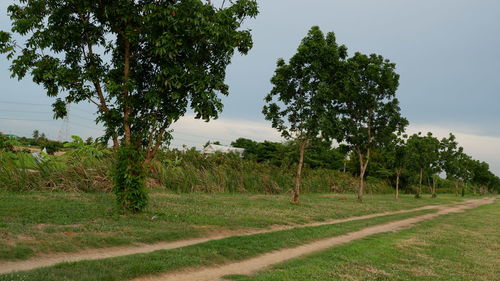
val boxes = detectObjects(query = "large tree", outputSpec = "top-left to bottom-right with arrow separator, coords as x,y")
0,0 -> 258,211
330,52 -> 407,201
263,26 -> 347,203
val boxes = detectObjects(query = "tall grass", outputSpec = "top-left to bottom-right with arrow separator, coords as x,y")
0,148 -> 392,194
150,149 -> 393,194
0,148 -> 111,192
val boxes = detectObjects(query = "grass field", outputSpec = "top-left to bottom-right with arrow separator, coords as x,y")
0,209 -> 437,281
0,191 -> 468,261
227,198 -> 499,281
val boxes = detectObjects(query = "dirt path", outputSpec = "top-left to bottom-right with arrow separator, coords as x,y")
133,197 -> 495,281
0,199 -> 481,275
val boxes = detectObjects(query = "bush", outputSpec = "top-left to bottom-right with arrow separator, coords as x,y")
112,146 -> 148,212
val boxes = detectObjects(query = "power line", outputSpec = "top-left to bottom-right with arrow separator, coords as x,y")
0,109 -> 97,122
0,117 -> 101,131
0,101 -> 98,115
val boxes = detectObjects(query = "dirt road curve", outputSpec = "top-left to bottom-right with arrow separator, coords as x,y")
132,197 -> 495,281
0,202 -> 446,275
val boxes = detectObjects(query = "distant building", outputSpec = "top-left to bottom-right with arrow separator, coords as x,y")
201,144 -> 245,156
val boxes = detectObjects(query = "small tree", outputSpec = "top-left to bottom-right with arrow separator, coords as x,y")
407,132 -> 440,198
263,26 -> 347,203
456,153 -> 473,196
332,52 -> 407,201
1,0 -> 258,211
439,133 -> 463,196
385,134 -> 408,200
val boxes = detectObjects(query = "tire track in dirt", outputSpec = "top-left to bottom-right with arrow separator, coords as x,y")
132,197 -> 495,281
0,199 -> 477,275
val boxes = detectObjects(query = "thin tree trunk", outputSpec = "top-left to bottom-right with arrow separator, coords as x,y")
357,150 -> 369,202
123,38 -> 131,146
83,41 -> 119,149
416,168 -> 423,198
431,176 -> 437,198
395,169 -> 400,200
455,181 -> 459,196
292,140 -> 307,203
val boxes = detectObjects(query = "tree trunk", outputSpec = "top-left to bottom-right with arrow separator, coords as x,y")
395,169 -> 400,200
123,37 -> 131,146
357,150 -> 369,202
292,140 -> 307,203
415,168 -> 423,198
431,176 -> 437,198
454,181 -> 459,196
427,176 -> 432,193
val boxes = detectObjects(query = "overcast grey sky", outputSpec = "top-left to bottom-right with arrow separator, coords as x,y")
0,0 -> 499,173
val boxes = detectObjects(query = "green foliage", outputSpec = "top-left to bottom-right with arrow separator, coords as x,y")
263,26 -> 346,141
0,133 -> 15,152
231,138 -> 345,169
263,26 -> 347,201
2,0 -> 259,211
323,51 -> 407,200
1,0 -> 258,151
112,146 -> 148,212
331,53 -> 407,152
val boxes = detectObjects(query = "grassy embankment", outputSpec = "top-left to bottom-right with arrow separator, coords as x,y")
228,199 -> 499,281
0,208 -> 437,281
0,191 -> 468,261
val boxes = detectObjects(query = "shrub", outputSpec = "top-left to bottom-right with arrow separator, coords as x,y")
112,146 -> 148,212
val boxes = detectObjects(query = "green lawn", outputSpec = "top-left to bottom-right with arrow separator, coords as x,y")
228,198 -> 499,281
0,191 -> 468,261
0,209 -> 435,281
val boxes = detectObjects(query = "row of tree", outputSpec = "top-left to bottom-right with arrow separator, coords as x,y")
230,135 -> 500,198
260,26 -> 499,202
262,26 -> 406,202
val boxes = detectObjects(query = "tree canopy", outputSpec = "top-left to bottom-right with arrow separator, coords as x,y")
262,26 -> 347,202
326,52 -> 408,201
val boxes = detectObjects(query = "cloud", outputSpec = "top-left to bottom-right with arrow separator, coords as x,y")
170,114 -> 282,148
171,117 -> 500,176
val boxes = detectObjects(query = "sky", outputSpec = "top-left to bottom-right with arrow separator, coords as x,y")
0,0 -> 499,174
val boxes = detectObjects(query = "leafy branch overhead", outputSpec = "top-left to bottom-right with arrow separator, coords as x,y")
1,0 -> 258,154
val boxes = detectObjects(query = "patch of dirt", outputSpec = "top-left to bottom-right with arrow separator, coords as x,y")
395,237 -> 430,249
146,178 -> 163,188
249,195 -> 266,200
364,265 -> 390,276
408,266 -> 438,277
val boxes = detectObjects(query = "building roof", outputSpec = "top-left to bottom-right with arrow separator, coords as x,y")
202,144 -> 245,154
